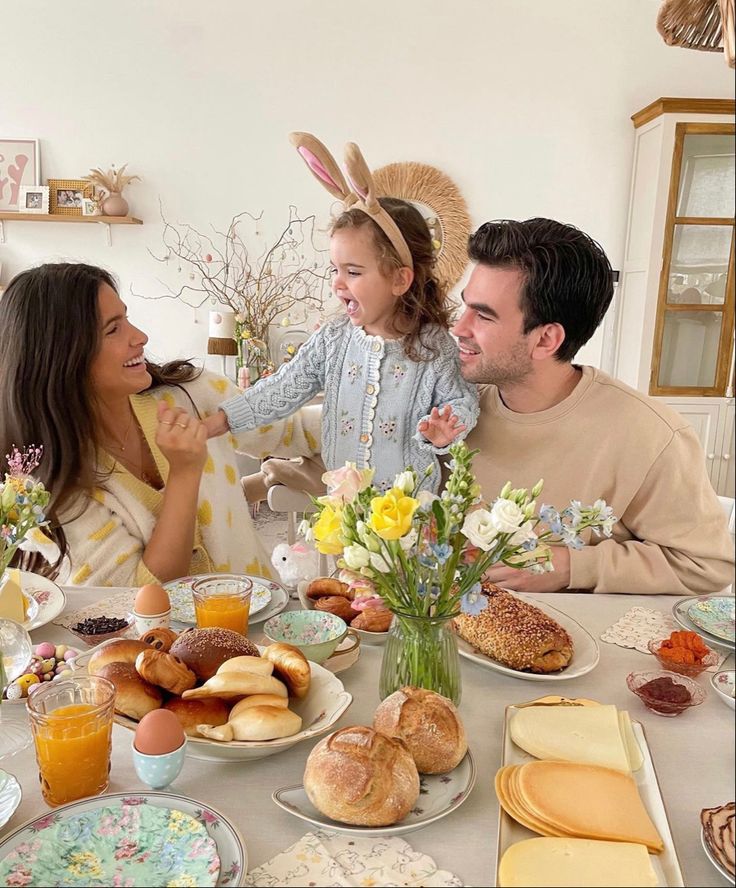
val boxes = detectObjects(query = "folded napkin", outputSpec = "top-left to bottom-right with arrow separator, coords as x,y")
53,589 -> 135,631
244,829 -> 463,887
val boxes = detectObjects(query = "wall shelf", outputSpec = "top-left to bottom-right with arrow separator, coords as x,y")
0,212 -> 143,246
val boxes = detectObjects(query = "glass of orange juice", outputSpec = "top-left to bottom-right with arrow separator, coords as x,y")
27,676 -> 115,807
192,574 -> 253,635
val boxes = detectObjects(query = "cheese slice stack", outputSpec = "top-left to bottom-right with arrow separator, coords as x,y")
495,760 -> 664,853
0,568 -> 26,622
498,837 -> 658,887
510,704 -> 642,773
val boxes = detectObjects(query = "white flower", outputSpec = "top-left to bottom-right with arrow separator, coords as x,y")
369,551 -> 393,574
461,510 -> 499,551
509,520 -> 537,547
398,528 -> 418,552
490,498 -> 527,533
356,521 -> 381,553
417,490 -> 439,510
297,519 -> 314,543
342,544 -> 372,570
393,471 -> 415,495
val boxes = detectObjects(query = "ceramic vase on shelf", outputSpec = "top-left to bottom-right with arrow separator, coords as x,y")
101,192 -> 129,217
379,609 -> 461,705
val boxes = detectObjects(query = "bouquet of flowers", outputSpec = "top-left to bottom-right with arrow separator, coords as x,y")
1,446 -> 57,577
302,441 -> 616,702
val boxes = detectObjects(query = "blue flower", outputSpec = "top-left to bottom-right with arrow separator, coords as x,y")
430,543 -> 452,564
460,584 -> 488,616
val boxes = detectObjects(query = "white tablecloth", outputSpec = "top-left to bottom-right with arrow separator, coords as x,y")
2,588 -> 734,887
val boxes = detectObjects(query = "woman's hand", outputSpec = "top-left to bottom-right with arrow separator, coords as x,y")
417,405 -> 467,448
156,401 -> 208,475
204,409 -> 230,439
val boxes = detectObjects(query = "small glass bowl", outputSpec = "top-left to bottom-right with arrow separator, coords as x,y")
626,669 -> 706,717
68,614 -> 136,647
648,637 -> 719,678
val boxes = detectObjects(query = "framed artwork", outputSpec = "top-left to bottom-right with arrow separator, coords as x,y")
81,196 -> 102,216
48,178 -> 93,216
0,138 -> 40,211
18,185 -> 49,214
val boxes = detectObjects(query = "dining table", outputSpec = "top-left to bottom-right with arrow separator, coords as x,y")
1,586 -> 734,887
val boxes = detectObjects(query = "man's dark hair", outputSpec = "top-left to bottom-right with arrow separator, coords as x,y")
468,218 -> 614,362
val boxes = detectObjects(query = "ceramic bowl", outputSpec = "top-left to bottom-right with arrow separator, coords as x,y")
132,737 -> 187,790
710,670 -> 735,709
297,582 -> 391,645
626,669 -> 705,717
647,636 -> 719,678
68,614 -> 136,648
263,610 -> 347,664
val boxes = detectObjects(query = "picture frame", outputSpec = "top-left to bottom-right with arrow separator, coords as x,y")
18,185 -> 49,215
81,196 -> 102,216
48,178 -> 93,217
0,138 -> 40,211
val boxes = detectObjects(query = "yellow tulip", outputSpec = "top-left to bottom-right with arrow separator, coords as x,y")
312,502 -> 345,555
368,488 -> 420,540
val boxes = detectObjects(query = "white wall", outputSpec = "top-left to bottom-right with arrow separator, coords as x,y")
1,0 -> 733,370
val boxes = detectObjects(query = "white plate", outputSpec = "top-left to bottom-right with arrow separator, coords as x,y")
19,571 -> 66,632
701,826 -> 734,882
247,583 -> 289,626
0,791 -> 247,886
710,670 -> 736,710
75,643 -> 352,762
273,749 -> 476,837
166,574 -> 281,624
495,703 -> 684,887
671,596 -> 735,652
456,594 -> 599,681
297,583 -> 390,645
0,771 -> 21,831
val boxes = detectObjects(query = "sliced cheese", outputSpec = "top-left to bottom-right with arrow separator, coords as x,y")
517,761 -> 664,853
498,837 -> 658,887
618,710 -> 643,771
510,704 -> 631,773
0,568 -> 25,623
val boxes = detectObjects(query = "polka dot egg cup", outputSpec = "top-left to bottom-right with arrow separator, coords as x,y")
131,737 -> 187,790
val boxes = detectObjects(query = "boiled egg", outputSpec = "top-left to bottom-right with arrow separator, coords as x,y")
134,708 -> 185,755
133,583 -> 170,616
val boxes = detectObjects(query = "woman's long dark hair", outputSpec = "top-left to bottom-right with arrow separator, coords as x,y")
0,263 -> 201,577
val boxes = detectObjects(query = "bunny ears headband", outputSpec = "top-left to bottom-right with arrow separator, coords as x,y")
289,132 -> 414,270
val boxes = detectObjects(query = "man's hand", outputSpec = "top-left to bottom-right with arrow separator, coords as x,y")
417,405 -> 466,448
203,409 -> 230,439
484,547 -> 571,593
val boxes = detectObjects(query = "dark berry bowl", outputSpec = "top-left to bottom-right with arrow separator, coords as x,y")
68,614 -> 136,647
626,669 -> 705,717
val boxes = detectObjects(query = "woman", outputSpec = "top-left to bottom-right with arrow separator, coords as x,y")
0,263 -> 321,586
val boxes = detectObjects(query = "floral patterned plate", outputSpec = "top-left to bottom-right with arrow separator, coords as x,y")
672,596 -> 735,651
687,595 -> 735,644
166,574 -> 283,625
0,770 -> 21,831
0,792 -> 247,887
710,670 -> 735,710
272,750 -> 476,837
19,571 -> 66,632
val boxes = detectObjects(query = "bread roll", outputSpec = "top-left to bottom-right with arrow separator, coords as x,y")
87,639 -> 149,675
229,694 -> 288,719
163,696 -> 230,736
314,595 -> 355,622
139,627 -> 179,652
95,662 -> 162,720
261,643 -> 311,699
181,671 -> 288,701
135,648 -> 197,695
306,577 -> 352,600
373,687 -> 467,774
304,726 -> 420,826
216,656 -> 273,677
170,627 -> 260,680
452,583 -> 573,673
199,705 -> 302,742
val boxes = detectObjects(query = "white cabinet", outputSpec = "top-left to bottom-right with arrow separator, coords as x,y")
663,398 -> 734,495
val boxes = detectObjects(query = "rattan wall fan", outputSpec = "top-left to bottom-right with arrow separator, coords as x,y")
657,0 -> 735,67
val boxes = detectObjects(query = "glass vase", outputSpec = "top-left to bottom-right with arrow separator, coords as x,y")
379,610 -> 461,705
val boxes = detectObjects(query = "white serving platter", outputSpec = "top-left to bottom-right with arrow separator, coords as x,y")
494,702 -> 684,887
456,593 -> 600,681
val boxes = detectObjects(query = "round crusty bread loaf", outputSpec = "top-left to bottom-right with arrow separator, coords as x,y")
95,661 -> 162,720
373,686 -> 467,774
87,639 -> 149,676
261,643 -> 311,699
170,627 -> 260,680
303,725 -> 419,826
163,696 -> 230,736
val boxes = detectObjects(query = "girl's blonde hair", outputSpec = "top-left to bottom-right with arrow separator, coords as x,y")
331,197 -> 450,361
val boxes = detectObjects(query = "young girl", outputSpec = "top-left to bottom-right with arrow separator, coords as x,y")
205,134 -> 478,492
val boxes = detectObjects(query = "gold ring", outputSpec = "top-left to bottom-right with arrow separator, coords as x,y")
160,420 -> 173,425
176,422 -> 188,429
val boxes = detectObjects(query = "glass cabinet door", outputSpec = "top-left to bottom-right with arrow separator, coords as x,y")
651,124 -> 735,396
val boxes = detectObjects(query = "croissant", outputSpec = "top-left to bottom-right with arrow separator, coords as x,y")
452,582 -> 573,673
181,671 -> 288,701
216,655 -> 274,677
198,705 -> 302,741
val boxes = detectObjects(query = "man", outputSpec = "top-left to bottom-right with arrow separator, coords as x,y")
455,218 -> 734,595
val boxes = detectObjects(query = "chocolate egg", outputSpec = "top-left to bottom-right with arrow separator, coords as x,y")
134,708 -> 185,755
133,583 -> 171,616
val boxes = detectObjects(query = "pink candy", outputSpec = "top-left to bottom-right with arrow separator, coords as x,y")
351,595 -> 388,612
34,642 -> 56,659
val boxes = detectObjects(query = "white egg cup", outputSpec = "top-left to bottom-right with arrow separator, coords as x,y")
132,609 -> 171,636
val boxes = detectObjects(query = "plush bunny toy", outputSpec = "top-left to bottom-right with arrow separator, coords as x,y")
270,541 -> 319,588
